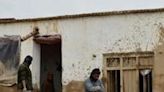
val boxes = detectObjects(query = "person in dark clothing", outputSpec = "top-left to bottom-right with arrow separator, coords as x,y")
84,68 -> 104,92
17,55 -> 33,92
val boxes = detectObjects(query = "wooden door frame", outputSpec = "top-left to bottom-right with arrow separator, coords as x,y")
103,51 -> 154,92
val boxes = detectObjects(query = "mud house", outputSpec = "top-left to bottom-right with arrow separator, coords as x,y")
0,8 -> 164,92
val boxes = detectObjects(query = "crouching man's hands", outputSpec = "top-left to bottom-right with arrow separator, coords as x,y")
94,86 -> 101,90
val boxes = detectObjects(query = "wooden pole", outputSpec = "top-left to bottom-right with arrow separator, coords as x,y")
21,27 -> 39,42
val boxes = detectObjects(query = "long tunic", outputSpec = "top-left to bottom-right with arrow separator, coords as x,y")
17,62 -> 33,90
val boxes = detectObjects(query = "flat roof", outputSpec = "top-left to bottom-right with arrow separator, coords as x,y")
1,8 -> 164,23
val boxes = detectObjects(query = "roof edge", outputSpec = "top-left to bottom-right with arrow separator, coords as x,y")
1,8 -> 164,23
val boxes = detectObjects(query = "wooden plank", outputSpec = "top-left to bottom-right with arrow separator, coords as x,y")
123,70 -> 137,92
120,57 -> 123,92
103,57 -> 108,92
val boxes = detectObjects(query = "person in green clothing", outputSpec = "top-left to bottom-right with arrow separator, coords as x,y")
17,55 -> 33,92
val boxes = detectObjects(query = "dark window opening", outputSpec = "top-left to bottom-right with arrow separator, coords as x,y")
139,70 -> 152,92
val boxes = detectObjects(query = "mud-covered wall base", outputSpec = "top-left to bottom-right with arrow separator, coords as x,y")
154,43 -> 164,92
63,81 -> 84,92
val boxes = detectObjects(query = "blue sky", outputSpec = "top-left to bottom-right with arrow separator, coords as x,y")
0,0 -> 164,19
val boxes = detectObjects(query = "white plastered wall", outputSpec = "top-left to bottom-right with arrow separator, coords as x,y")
0,11 -> 164,91
59,12 -> 163,85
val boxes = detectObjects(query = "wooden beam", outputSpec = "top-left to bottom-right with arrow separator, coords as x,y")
21,27 -> 39,41
33,34 -> 61,45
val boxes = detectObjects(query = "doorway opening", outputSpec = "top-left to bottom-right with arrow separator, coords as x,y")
34,35 -> 62,92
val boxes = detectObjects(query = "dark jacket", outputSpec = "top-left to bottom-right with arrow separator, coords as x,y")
17,62 -> 33,90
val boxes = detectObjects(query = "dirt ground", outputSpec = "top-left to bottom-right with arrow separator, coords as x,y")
0,85 -> 39,92
0,86 -> 16,92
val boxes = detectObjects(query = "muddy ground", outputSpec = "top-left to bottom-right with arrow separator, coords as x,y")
0,85 -> 39,92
